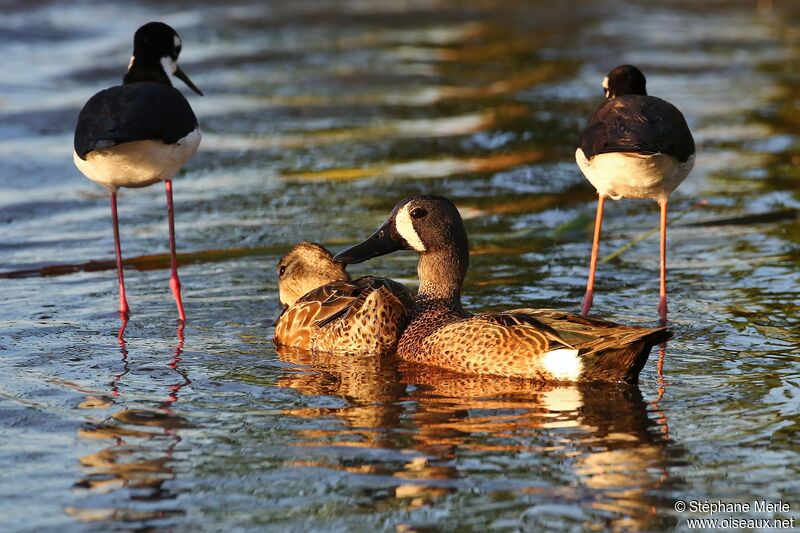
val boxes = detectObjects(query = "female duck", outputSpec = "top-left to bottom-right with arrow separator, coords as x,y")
334,196 -> 670,383
274,242 -> 414,355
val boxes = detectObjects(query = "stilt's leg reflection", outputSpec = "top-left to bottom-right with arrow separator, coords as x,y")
650,342 -> 670,439
164,323 -> 190,407
67,325 -> 192,526
111,320 -> 130,398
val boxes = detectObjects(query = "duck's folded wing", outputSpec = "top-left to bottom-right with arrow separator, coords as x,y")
291,279 -> 359,328
377,278 -> 415,312
314,277 -> 414,328
478,311 -> 575,348
509,308 -> 671,347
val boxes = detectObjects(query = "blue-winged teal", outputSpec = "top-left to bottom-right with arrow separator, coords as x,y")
334,196 -> 670,384
576,65 -> 695,322
73,22 -> 204,320
274,242 -> 414,355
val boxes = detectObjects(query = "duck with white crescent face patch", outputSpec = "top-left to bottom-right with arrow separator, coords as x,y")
335,195 -> 671,384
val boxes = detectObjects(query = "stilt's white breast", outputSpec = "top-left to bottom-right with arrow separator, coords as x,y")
74,128 -> 201,191
395,204 -> 425,252
576,148 -> 694,201
542,348 -> 582,381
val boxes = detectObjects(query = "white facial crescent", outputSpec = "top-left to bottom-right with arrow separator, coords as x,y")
395,204 -> 426,252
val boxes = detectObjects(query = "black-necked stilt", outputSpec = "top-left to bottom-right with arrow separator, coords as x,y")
73,22 -> 203,321
575,65 -> 695,323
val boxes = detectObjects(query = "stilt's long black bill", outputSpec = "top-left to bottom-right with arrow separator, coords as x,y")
174,65 -> 203,96
333,221 -> 403,265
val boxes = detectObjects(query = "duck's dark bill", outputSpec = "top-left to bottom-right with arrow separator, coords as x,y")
333,223 -> 403,264
174,65 -> 204,96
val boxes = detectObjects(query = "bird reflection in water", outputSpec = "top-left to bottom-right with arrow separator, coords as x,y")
66,323 -> 192,526
650,343 -> 671,439
277,346 -> 451,507
110,317 -> 130,398
276,345 -> 683,529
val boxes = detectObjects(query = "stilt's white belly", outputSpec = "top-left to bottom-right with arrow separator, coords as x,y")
74,129 -> 201,191
575,148 -> 694,201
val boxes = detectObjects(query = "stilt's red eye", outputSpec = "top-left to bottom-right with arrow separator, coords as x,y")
410,207 -> 427,219
279,265 -> 287,276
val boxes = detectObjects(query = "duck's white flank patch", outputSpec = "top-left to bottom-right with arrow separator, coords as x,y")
128,55 -> 135,71
601,76 -> 609,89
395,204 -> 425,252
542,348 -> 582,381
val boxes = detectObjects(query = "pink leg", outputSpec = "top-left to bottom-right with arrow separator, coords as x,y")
110,192 -> 130,319
581,194 -> 605,316
658,199 -> 668,323
165,180 -> 186,321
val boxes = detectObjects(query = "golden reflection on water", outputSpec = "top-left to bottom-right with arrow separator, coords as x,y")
283,148 -> 544,182
66,325 -> 191,524
202,105 -> 530,153
275,346 -> 676,528
191,60 -> 566,120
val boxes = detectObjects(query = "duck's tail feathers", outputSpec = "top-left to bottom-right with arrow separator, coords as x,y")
577,324 -> 672,384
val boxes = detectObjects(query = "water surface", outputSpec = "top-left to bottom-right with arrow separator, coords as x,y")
1,0 -> 799,530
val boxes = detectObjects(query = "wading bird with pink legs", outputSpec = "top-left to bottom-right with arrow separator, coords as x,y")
73,22 -> 203,322
576,64 -> 695,323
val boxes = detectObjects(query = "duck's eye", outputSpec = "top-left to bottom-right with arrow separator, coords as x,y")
279,265 -> 287,276
410,207 -> 427,219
